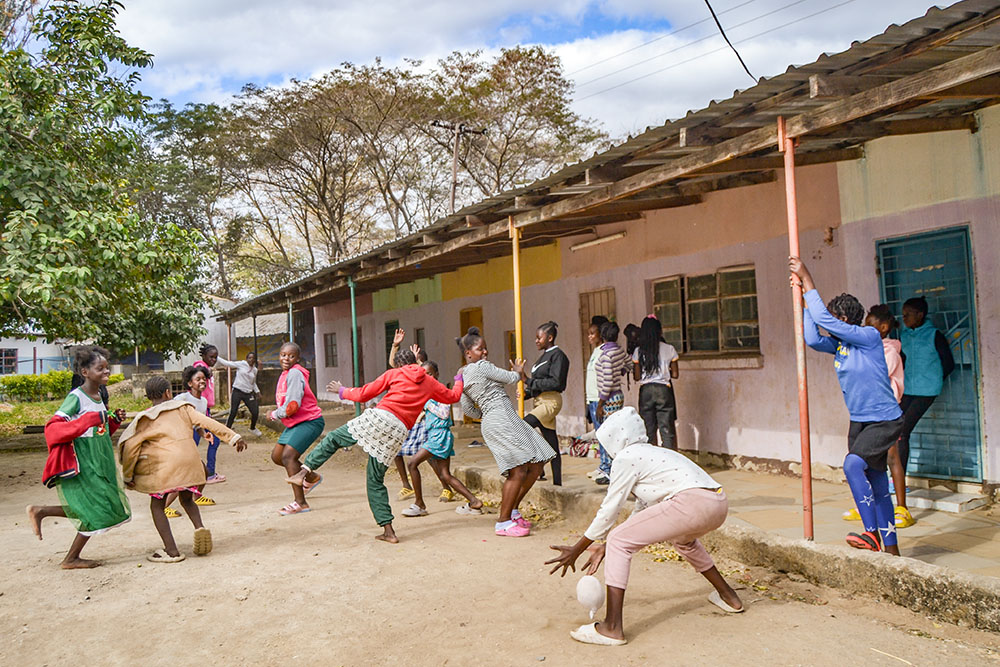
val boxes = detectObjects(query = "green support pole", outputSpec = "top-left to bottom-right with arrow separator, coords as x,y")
287,300 -> 293,343
348,276 -> 361,416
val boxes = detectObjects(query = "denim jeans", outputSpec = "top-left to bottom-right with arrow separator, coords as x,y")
589,400 -> 612,476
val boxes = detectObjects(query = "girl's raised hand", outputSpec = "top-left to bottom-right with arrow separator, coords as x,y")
409,343 -> 421,358
327,380 -> 343,395
510,358 -> 525,374
392,328 -> 406,345
788,256 -> 814,292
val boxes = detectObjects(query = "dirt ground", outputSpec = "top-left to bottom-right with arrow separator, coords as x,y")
2,432 -> 999,667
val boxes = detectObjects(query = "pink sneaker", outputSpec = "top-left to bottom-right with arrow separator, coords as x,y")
514,516 -> 532,530
495,522 -> 531,537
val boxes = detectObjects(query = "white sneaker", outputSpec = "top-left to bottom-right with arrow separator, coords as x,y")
249,429 -> 263,437
586,469 -> 602,480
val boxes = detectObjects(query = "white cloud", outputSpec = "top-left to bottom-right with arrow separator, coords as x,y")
116,0 -> 942,134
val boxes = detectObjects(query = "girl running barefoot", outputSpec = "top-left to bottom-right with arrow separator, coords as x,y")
402,361 -> 484,518
28,347 -> 131,569
118,377 -> 247,563
790,257 -> 904,555
546,408 -> 742,646
269,342 -> 326,516
193,344 -> 225,484
456,327 -> 554,537
287,349 -> 464,543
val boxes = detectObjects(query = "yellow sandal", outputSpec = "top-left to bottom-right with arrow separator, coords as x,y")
194,496 -> 216,506
439,489 -> 455,502
164,507 -> 181,519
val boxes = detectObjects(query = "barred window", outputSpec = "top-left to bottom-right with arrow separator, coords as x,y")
324,333 -> 338,368
651,266 -> 759,354
0,349 -> 16,375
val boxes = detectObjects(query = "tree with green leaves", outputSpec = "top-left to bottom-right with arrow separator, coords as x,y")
0,0 -> 205,355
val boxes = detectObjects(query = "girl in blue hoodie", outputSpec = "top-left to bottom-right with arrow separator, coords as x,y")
790,257 -> 904,555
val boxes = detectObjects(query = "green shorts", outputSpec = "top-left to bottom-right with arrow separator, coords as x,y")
278,417 -> 325,454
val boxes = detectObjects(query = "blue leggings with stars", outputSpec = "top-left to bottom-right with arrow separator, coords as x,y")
843,453 -> 896,547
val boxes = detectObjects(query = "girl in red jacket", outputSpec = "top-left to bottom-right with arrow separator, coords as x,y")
287,349 -> 464,543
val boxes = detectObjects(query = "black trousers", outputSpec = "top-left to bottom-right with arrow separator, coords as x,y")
524,414 -> 561,485
897,394 -> 936,470
227,388 -> 259,429
638,383 -> 677,449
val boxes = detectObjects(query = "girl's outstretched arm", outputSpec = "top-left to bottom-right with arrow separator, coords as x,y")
340,370 -> 392,403
480,360 -> 520,385
429,374 -> 465,404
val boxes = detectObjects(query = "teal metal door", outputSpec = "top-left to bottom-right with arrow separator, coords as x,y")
877,227 -> 981,481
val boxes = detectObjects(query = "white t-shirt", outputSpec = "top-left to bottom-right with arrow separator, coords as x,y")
176,391 -> 208,415
631,342 -> 679,386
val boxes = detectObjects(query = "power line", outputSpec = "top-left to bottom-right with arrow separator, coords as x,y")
576,0 -> 858,102
575,0 -> 812,89
567,0 -> 759,76
705,0 -> 756,82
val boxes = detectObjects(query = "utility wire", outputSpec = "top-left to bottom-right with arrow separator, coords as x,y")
575,0 -> 811,89
567,0 -> 758,76
705,0 -> 756,82
576,0 -> 857,102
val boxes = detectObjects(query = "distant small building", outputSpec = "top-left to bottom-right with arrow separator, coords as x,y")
0,334 -> 71,375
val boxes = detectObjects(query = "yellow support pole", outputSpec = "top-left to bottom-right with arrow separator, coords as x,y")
509,217 -> 525,418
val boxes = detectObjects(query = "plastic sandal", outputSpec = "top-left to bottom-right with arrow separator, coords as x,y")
846,531 -> 881,551
439,489 -> 455,502
895,506 -> 916,528
194,496 -> 216,506
708,590 -> 745,613
193,527 -> 213,556
205,473 -> 226,484
569,623 -> 626,646
455,503 -> 483,515
841,507 -> 862,521
304,474 -> 323,495
147,549 -> 185,563
495,522 -> 530,537
164,507 -> 181,519
278,502 -> 311,516
397,487 -> 415,500
402,503 -> 428,517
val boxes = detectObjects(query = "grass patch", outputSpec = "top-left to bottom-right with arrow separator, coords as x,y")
0,395 -> 151,437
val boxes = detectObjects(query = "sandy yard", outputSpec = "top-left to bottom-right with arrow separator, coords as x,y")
2,429 -> 999,667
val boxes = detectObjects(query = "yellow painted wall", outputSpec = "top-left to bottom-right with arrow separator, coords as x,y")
837,104 -> 1000,224
372,276 -> 442,312
441,242 -> 561,300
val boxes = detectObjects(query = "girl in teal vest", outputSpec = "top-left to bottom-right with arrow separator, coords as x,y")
898,296 -> 955,516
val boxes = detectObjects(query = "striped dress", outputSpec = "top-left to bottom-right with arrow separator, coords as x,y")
460,359 -> 554,475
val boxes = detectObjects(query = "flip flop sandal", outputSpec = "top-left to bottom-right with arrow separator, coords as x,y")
147,549 -> 185,563
194,496 -> 216,506
304,474 -> 323,495
193,527 -> 213,556
401,503 -> 429,517
205,473 -> 227,484
708,590 -> 745,613
455,503 -> 483,515
278,502 -> 311,516
569,622 -> 626,646
846,531 -> 882,551
164,507 -> 181,519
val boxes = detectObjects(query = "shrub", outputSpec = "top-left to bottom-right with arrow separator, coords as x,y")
0,370 -> 74,401
109,373 -> 124,385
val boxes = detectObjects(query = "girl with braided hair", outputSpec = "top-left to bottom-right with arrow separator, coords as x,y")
789,257 -> 904,555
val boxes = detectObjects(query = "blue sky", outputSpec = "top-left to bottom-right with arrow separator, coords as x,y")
117,0 -> 935,135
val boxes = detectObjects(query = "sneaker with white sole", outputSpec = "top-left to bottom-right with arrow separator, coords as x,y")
495,522 -> 530,537
249,429 -> 263,437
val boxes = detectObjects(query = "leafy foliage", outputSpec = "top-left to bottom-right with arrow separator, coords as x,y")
0,369 -> 73,401
0,1 -> 205,353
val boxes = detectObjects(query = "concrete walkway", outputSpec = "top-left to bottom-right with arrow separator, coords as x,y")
444,423 -> 1000,579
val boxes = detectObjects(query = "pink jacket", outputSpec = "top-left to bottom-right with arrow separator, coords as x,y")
882,338 -> 904,402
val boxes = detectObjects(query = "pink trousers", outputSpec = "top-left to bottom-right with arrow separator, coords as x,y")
604,488 -> 728,590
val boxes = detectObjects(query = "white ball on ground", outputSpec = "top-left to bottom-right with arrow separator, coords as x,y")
576,575 -> 605,619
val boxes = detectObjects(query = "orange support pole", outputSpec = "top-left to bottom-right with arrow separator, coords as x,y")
778,116 -> 814,541
509,217 -> 525,418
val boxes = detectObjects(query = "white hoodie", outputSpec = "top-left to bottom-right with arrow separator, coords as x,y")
584,407 -> 722,541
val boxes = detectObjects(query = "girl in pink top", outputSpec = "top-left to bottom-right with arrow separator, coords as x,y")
268,342 -> 326,516
193,343 -> 224,483
865,305 -> 912,526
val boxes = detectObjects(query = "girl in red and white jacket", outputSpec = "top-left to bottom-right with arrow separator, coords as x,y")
287,348 -> 464,544
268,342 -> 325,516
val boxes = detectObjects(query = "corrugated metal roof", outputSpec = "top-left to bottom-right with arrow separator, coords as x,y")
222,0 -> 1000,321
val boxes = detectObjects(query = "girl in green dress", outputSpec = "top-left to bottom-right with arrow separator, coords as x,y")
27,347 -> 131,569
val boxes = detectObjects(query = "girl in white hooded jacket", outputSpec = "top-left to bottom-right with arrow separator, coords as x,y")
546,407 -> 743,646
